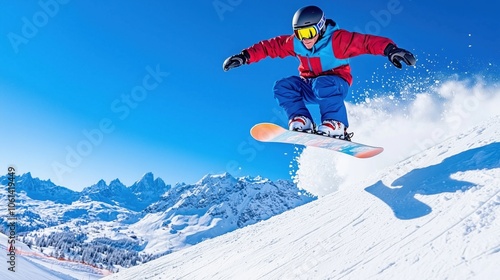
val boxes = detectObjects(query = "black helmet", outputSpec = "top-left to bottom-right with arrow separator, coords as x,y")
292,6 -> 326,33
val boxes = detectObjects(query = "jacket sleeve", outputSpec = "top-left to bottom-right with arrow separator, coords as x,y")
244,35 -> 296,64
332,29 -> 395,59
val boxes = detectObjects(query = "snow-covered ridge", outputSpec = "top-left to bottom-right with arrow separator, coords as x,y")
0,172 -> 315,273
0,171 -> 171,211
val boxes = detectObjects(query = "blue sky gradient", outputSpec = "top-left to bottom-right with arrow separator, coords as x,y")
1,0 -> 498,190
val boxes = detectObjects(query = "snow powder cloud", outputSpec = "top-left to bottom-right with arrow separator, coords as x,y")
293,77 -> 500,196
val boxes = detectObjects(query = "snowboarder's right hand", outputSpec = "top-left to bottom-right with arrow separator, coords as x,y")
223,50 -> 250,72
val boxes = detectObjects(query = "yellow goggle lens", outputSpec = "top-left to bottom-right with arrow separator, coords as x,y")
294,26 -> 318,40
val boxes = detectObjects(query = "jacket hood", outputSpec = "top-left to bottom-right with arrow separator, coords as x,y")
312,19 -> 339,50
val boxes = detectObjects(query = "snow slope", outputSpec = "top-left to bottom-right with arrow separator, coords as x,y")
104,115 -> 500,280
0,232 -> 108,280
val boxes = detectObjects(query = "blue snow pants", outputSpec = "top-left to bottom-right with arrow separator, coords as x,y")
273,75 -> 350,127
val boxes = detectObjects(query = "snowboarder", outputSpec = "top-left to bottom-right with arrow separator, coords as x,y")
223,5 -> 416,139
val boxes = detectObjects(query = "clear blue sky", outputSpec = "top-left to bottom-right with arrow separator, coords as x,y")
1,0 -> 498,190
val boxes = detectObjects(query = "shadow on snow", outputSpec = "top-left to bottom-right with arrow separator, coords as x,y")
365,142 -> 500,220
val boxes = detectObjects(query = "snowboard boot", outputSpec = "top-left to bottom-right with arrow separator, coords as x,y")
288,116 -> 314,133
317,120 -> 353,140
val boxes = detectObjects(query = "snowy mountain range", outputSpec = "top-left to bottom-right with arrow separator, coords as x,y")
0,172 -> 315,274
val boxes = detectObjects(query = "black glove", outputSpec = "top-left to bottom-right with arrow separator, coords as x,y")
384,44 -> 416,69
223,50 -> 250,72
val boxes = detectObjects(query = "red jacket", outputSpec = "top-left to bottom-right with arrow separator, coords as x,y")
245,24 -> 394,85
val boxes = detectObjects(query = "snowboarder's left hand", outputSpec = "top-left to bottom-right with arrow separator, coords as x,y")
384,44 -> 416,69
223,50 -> 250,71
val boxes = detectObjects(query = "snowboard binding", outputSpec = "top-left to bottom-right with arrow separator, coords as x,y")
294,123 -> 354,141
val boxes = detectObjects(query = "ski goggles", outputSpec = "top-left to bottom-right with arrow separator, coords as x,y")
293,14 -> 326,41
294,26 -> 318,40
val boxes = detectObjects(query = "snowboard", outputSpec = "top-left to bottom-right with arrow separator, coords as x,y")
250,123 -> 383,158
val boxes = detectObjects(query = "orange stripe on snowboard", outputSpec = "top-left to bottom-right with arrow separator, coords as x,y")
250,123 -> 286,141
